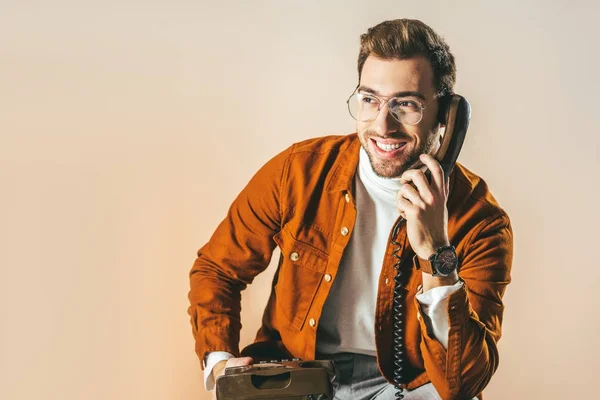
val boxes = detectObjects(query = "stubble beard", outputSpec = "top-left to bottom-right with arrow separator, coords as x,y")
360,129 -> 440,179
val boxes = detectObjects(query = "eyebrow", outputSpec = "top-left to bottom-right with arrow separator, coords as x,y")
358,85 -> 426,101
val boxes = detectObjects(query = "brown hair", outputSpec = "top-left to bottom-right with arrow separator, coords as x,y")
357,19 -> 456,96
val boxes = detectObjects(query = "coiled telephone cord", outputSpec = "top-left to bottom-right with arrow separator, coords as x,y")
390,218 -> 405,400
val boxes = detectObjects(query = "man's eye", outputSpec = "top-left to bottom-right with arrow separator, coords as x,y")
361,96 -> 379,105
399,101 -> 418,108
394,100 -> 421,111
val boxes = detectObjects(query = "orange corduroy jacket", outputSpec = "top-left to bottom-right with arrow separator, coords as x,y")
188,134 -> 513,400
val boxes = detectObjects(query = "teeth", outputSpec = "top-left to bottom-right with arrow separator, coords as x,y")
376,142 -> 404,151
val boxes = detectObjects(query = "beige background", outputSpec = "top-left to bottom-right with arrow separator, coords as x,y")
1,0 -> 599,399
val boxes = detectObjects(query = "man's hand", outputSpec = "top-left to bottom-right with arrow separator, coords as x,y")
396,153 -> 450,259
211,357 -> 253,400
396,154 -> 458,290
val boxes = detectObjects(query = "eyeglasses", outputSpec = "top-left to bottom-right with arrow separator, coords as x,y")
346,87 -> 438,126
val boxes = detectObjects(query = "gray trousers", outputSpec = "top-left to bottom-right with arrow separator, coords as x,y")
322,352 -> 473,400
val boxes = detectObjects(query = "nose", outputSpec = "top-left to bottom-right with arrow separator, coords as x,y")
371,102 -> 398,136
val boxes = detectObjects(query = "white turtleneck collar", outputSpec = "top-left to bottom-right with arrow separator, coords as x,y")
358,146 -> 404,200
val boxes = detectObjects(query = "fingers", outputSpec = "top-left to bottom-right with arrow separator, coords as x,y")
212,357 -> 254,399
396,181 -> 425,208
419,153 -> 445,195
396,192 -> 417,219
225,357 -> 253,368
399,154 -> 446,201
214,356 -> 253,382
399,168 -> 433,202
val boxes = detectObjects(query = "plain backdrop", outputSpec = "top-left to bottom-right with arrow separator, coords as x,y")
1,1 -> 599,399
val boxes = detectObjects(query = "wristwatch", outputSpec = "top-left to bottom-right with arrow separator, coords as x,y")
413,245 -> 459,277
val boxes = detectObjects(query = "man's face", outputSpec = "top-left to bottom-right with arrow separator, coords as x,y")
357,55 -> 442,178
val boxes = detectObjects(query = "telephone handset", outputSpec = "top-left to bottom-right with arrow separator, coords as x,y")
396,94 -> 471,181
433,94 -> 471,176
390,94 -> 470,399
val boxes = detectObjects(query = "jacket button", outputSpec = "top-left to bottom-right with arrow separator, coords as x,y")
344,192 -> 350,203
384,277 -> 389,285
290,252 -> 300,261
324,274 -> 332,282
309,318 -> 316,327
341,227 -> 349,236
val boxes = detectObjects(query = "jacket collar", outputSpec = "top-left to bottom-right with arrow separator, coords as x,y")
325,133 -> 361,193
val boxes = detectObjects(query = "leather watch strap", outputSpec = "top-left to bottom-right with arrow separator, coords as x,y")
413,254 -> 435,275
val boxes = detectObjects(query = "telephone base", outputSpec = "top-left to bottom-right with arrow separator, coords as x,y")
215,359 -> 335,400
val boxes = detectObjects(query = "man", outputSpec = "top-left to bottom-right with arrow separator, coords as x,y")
188,19 -> 513,400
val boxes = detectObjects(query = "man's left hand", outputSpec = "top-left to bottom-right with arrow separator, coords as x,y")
396,153 -> 450,259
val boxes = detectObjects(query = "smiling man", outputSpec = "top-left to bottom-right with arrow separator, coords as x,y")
188,19 -> 513,400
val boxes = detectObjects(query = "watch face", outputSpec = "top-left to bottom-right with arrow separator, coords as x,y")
434,248 -> 458,276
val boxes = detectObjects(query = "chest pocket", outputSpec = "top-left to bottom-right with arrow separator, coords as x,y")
273,227 -> 328,330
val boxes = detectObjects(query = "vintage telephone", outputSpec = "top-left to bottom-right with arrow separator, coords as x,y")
214,94 -> 470,400
215,359 -> 335,400
389,93 -> 470,399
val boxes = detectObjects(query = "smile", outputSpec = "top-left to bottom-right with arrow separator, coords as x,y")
376,142 -> 405,151
369,138 -> 408,157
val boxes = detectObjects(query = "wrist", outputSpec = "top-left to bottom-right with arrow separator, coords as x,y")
418,239 -> 450,260
421,270 -> 459,292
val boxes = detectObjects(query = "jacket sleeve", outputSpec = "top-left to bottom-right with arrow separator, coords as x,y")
416,213 -> 513,399
187,146 -> 291,367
